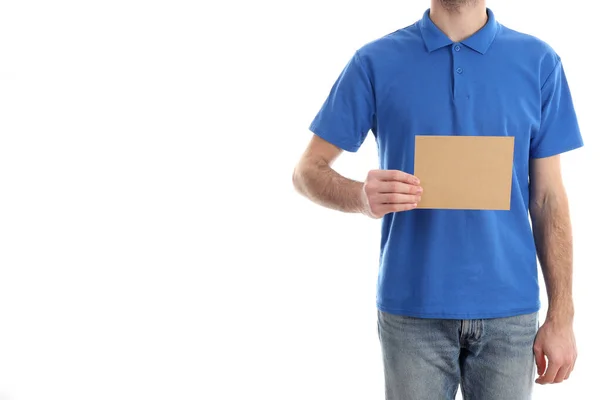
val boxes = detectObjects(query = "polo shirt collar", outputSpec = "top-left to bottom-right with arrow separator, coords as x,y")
419,8 -> 499,54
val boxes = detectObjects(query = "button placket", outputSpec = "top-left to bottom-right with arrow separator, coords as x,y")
451,43 -> 464,99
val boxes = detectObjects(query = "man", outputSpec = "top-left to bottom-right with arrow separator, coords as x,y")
292,0 -> 582,399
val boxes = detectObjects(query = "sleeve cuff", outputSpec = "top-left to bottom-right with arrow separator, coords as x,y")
308,124 -> 362,153
530,140 -> 584,159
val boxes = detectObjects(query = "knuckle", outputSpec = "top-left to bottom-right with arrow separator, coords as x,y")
556,354 -> 566,363
366,201 -> 375,213
553,358 -> 565,366
372,208 -> 385,218
366,172 -> 378,184
365,183 -> 378,195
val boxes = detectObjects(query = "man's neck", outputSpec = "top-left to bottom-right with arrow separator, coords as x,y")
430,1 -> 488,42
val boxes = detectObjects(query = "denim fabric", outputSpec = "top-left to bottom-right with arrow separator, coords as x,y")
377,310 -> 538,399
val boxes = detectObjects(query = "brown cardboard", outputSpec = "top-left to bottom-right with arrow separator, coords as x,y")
414,135 -> 515,210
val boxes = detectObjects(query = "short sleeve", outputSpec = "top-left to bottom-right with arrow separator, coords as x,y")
530,59 -> 583,158
308,52 -> 375,152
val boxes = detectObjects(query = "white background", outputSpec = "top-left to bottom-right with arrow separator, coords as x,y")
0,0 -> 596,399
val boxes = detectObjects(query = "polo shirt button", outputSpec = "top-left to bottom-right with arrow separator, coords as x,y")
454,45 -> 461,51
456,67 -> 463,74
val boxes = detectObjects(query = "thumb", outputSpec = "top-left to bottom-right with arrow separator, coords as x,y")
534,346 -> 546,376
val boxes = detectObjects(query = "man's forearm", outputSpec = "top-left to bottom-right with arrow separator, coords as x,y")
531,191 -> 574,323
293,157 -> 365,214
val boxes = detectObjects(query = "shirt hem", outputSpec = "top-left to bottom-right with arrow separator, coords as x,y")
376,303 -> 541,319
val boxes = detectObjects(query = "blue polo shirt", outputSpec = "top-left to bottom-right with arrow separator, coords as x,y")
309,8 -> 583,319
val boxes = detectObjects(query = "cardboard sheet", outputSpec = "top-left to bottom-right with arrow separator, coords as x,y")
414,135 -> 515,210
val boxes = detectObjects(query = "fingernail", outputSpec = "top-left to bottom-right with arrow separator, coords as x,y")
417,187 -> 423,193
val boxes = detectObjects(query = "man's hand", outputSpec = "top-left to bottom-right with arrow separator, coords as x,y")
533,320 -> 577,384
361,169 -> 422,218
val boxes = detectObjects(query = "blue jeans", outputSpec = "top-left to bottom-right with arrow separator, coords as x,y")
377,310 -> 538,400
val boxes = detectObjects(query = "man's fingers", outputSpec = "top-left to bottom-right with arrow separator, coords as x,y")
363,170 -> 422,217
376,203 -> 418,214
370,169 -> 420,184
376,181 -> 423,195
565,355 -> 576,380
376,193 -> 422,204
536,361 -> 560,384
562,354 -> 576,381
552,365 -> 571,384
534,346 -> 546,376
564,365 -> 574,380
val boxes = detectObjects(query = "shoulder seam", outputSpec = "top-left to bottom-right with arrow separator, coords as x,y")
354,50 -> 375,89
541,57 -> 562,91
